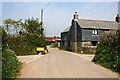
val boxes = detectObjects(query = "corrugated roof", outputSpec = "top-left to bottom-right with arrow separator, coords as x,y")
77,19 -> 118,29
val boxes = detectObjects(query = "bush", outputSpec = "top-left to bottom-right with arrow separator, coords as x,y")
7,33 -> 47,56
50,42 -> 58,48
3,17 -> 47,56
2,48 -> 20,79
46,41 -> 54,45
2,28 -> 20,79
93,30 -> 120,73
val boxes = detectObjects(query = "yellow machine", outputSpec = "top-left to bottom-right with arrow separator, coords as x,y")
36,47 -> 48,54
37,47 -> 45,51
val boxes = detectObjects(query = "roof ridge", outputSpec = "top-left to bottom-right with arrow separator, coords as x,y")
78,19 -> 115,23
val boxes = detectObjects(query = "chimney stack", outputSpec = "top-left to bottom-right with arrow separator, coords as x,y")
115,14 -> 120,23
73,12 -> 78,20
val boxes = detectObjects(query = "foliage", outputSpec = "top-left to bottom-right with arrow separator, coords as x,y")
4,19 -> 24,35
2,48 -> 20,79
93,30 -> 120,73
24,17 -> 43,35
7,33 -> 47,55
46,41 -> 55,45
2,17 -> 46,79
1,28 -> 7,50
50,42 -> 58,48
3,17 -> 46,56
2,28 -> 20,79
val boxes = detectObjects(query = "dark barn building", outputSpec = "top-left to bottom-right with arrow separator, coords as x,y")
60,12 -> 118,52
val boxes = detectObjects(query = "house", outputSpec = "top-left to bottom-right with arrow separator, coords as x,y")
45,37 -> 59,42
60,12 -> 119,52
45,37 -> 61,47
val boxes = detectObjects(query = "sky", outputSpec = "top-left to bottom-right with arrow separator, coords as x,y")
1,1 -> 119,37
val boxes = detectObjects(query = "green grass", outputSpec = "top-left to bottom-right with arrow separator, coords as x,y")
77,51 -> 95,54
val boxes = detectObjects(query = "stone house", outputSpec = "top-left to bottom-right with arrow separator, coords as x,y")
60,12 -> 119,52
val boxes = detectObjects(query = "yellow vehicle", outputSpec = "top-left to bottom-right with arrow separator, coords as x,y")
36,46 -> 48,55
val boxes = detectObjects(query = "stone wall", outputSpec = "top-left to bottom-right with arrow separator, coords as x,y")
60,41 -> 96,52
77,42 -> 82,52
82,46 -> 96,52
70,41 -> 82,52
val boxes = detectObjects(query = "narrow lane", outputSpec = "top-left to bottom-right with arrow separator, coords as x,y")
17,48 -> 118,78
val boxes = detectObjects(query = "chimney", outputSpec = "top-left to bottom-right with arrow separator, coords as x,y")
73,12 -> 78,20
115,14 -> 120,23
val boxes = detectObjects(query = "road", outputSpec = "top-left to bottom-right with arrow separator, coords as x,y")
17,48 -> 118,78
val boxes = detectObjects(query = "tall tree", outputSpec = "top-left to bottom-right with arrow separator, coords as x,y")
4,18 -> 12,33
4,19 -> 24,35
24,17 -> 43,36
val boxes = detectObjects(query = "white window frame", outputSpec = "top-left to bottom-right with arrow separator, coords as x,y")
92,30 -> 98,35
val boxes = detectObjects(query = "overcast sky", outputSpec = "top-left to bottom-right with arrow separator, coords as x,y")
1,2 -> 118,37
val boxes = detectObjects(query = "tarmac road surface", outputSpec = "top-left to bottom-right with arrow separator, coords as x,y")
17,48 -> 118,78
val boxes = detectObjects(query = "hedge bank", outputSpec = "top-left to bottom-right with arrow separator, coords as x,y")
2,28 -> 20,79
93,30 -> 120,73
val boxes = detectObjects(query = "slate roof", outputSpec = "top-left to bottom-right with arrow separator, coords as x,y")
77,19 -> 118,29
62,26 -> 71,33
62,19 -> 118,33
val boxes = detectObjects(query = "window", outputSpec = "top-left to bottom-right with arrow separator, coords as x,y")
92,30 -> 98,35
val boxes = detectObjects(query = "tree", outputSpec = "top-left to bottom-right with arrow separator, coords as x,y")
4,18 -> 12,33
24,17 -> 43,35
2,17 -> 47,56
4,19 -> 25,36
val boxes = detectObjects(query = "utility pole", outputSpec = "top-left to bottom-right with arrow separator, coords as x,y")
40,9 -> 44,38
40,1 -> 53,38
41,9 -> 43,26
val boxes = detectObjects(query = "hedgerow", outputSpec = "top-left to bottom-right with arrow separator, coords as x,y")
2,48 -> 20,79
7,33 -> 47,56
2,28 -> 20,79
50,42 -> 58,48
93,30 -> 120,73
1,17 -> 47,79
3,18 -> 47,56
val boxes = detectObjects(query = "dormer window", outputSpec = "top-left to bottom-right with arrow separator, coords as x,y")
92,30 -> 98,35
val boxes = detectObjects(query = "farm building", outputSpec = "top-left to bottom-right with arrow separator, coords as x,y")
60,12 -> 119,52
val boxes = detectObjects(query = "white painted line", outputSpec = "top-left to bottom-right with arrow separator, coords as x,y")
68,52 -> 94,61
21,55 -> 39,63
25,55 -> 45,64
